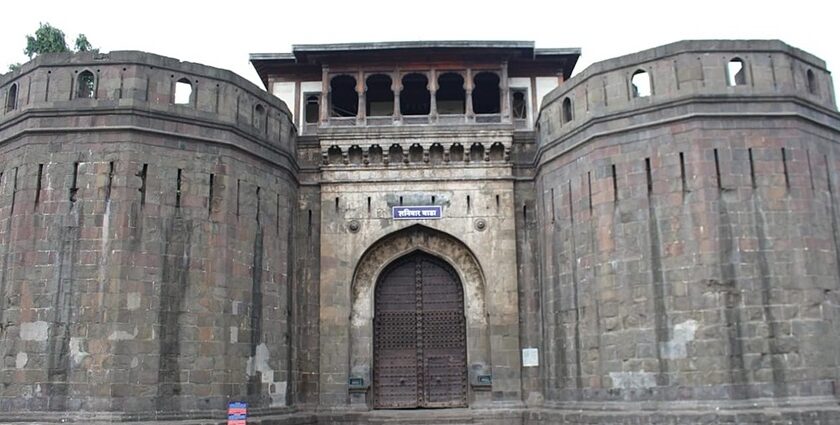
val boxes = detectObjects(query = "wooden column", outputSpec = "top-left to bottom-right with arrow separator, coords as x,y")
393,69 -> 402,124
320,66 -> 330,124
429,69 -> 438,122
500,61 -> 510,122
465,68 -> 474,123
357,69 -> 366,125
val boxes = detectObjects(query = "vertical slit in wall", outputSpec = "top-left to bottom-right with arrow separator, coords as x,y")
215,84 -> 220,113
34,164 -> 44,209
714,149 -> 722,191
806,150 -> 815,191
69,162 -> 79,203
105,161 -> 114,202
138,164 -> 148,206
236,179 -> 241,219
367,196 -> 371,214
144,73 -> 150,101
587,171 -> 593,215
673,60 -> 680,90
236,96 -> 240,124
645,158 -> 653,196
276,193 -> 281,235
175,169 -> 182,210
584,86 -> 590,111
307,209 -> 312,237
781,148 -> 790,191
567,180 -> 584,393
208,174 -> 214,216
399,196 -> 403,206
523,204 -> 527,222
45,72 -> 51,102
334,197 -> 339,214
698,57 -> 705,87
550,188 -> 555,223
467,195 -> 471,213
256,186 -> 261,225
602,78 -> 608,107
27,77 -> 32,104
748,148 -> 756,189
432,195 -> 436,204
10,168 -> 17,216
119,70 -> 125,99
769,55 -> 777,89
679,152 -> 687,194
495,194 -> 500,212
611,164 -> 618,202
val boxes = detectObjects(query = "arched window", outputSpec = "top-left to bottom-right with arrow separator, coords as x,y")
409,143 -> 424,163
388,144 -> 404,163
437,72 -> 465,114
807,69 -> 818,95
488,142 -> 505,161
469,143 -> 485,162
450,143 -> 464,162
727,58 -> 746,86
348,145 -> 363,164
631,70 -> 651,98
5,83 -> 18,113
174,78 -> 192,104
76,71 -> 95,99
400,73 -> 430,116
562,97 -> 573,123
368,144 -> 383,163
327,145 -> 343,164
304,94 -> 320,124
472,72 -> 500,114
330,75 -> 358,117
254,104 -> 266,132
512,90 -> 527,119
366,74 -> 393,116
429,143 -> 444,164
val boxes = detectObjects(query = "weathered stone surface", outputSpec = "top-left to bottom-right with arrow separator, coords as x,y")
0,40 -> 838,424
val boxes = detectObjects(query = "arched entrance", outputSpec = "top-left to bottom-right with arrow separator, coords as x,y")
373,252 -> 467,408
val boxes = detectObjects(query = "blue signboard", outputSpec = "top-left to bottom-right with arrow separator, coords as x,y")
392,205 -> 442,220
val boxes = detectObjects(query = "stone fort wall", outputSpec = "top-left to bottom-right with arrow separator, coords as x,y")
533,40 -> 840,421
0,51 -> 309,421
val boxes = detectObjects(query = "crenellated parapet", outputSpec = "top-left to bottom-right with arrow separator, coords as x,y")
537,40 -> 837,160
0,50 -> 297,171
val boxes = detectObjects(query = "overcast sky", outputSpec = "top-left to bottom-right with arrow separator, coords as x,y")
3,0 -> 838,98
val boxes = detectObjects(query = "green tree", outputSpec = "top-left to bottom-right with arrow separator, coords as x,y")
7,23 -> 97,73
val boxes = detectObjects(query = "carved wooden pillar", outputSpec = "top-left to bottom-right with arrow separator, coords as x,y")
500,61 -> 510,122
393,69 -> 402,124
465,68 -> 474,123
429,69 -> 438,122
320,66 -> 330,124
357,69 -> 366,125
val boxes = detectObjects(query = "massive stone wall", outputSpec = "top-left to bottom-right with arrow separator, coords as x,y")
533,40 -> 840,420
0,51 -> 304,421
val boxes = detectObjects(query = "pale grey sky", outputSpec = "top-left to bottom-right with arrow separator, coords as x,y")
3,0 -> 838,98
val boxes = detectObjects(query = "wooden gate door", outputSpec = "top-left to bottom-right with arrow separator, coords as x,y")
373,253 -> 467,409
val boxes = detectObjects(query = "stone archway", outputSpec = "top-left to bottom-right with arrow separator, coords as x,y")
350,225 -> 489,406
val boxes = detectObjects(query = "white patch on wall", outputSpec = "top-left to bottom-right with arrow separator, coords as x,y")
660,319 -> 698,360
20,321 -> 49,341
230,326 -> 239,343
609,371 -> 657,389
69,337 -> 89,365
246,343 -> 287,407
126,292 -> 141,310
108,326 -> 138,341
15,352 -> 28,369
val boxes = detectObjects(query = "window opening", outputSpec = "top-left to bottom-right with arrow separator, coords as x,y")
511,89 -> 527,119
304,94 -> 320,123
727,58 -> 746,86
807,69 -> 818,94
631,70 -> 651,97
562,97 -> 573,122
174,78 -> 192,104
400,73 -> 430,115
472,72 -> 500,114
366,74 -> 393,116
77,71 -> 95,99
437,72 -> 465,114
5,84 -> 17,112
330,75 -> 358,117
